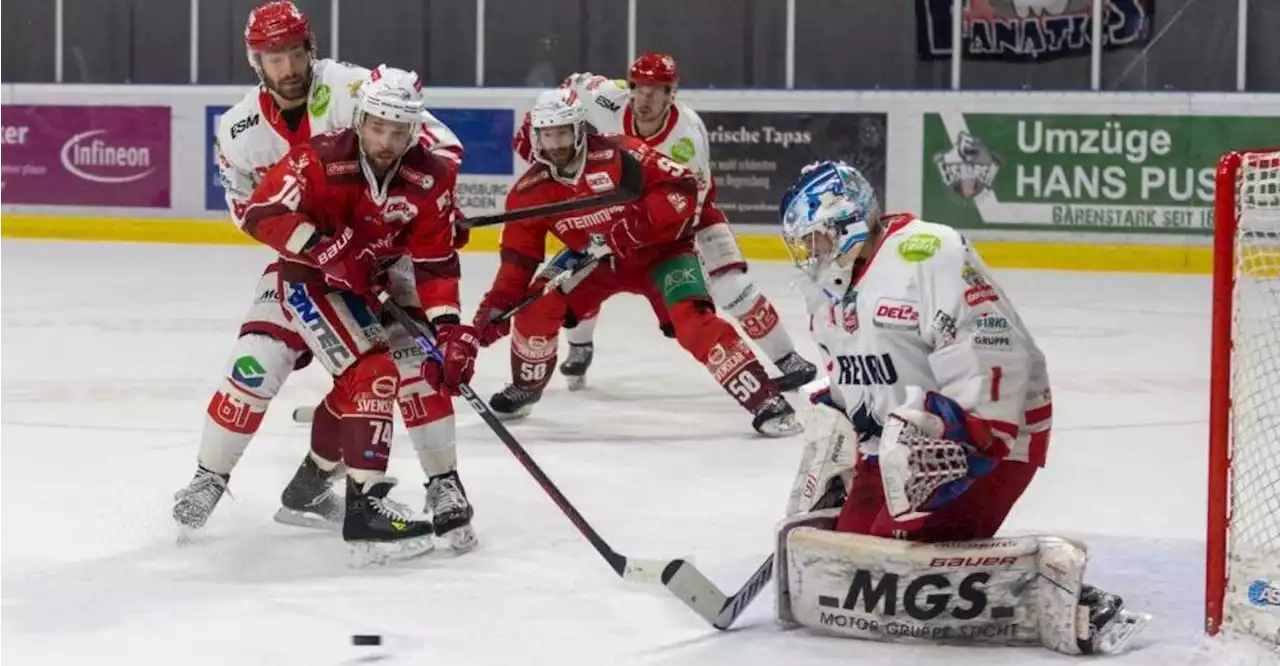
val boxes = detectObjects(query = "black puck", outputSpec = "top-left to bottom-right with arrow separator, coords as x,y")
351,635 -> 382,646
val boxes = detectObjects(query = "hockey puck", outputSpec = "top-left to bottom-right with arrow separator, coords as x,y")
351,635 -> 382,646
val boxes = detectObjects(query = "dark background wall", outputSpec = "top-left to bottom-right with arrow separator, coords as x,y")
2,0 -> 1276,90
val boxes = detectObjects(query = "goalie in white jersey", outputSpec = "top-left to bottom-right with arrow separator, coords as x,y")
772,161 -> 1149,655
496,53 -> 815,416
172,0 -> 477,552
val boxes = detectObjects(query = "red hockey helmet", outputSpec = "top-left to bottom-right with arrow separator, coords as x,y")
628,53 -> 679,88
244,1 -> 314,67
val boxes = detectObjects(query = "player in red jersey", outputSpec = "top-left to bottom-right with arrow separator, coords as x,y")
472,89 -> 802,437
241,65 -> 479,561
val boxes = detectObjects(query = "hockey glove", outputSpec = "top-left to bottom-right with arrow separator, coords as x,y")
472,290 -> 519,347
422,323 -> 480,396
879,387 -> 1006,517
305,226 -> 379,296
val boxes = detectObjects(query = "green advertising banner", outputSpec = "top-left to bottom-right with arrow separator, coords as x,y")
922,113 -> 1279,233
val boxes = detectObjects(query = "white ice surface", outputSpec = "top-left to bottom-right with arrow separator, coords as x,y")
0,240 -> 1262,665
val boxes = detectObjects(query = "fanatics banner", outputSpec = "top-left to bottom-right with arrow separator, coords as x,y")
916,0 -> 1155,62
697,112 -> 888,225
2,105 -> 171,207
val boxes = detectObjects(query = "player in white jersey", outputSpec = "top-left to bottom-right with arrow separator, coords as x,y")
496,53 -> 815,416
173,1 -> 477,552
771,161 -> 1148,655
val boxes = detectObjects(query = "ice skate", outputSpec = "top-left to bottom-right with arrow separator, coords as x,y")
559,342 -> 594,391
1076,584 -> 1150,655
273,454 -> 343,530
489,384 -> 542,420
173,466 -> 230,530
773,352 -> 818,392
343,477 -> 435,566
425,471 -> 477,553
752,395 -> 804,438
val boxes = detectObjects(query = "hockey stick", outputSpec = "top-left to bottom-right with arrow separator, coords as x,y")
293,257 -> 601,424
375,292 -> 668,582
457,150 -> 644,230
377,292 -> 771,629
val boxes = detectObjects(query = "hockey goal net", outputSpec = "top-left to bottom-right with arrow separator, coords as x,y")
1208,148 -> 1280,645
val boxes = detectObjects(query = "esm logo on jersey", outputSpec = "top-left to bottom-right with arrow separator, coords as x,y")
230,113 -> 260,140
818,570 -> 999,622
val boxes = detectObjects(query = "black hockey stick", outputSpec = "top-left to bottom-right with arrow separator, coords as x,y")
377,292 -> 770,629
458,149 -> 644,229
375,292 -> 668,582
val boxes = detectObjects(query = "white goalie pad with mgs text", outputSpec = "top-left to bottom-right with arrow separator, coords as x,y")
775,511 -> 1095,655
694,222 -> 746,275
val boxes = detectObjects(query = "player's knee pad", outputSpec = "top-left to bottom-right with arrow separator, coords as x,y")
695,221 -> 748,276
774,520 -> 1093,654
331,352 -> 400,419
206,334 -> 301,435
223,333 -> 300,398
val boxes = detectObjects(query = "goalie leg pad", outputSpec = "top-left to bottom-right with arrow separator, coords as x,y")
775,524 -> 1093,651
786,407 -> 856,516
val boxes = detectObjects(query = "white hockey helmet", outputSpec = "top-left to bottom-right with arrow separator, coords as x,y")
354,64 -> 428,138
528,88 -> 587,168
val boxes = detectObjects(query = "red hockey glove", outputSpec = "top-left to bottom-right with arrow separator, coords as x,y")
305,226 -> 379,296
422,323 -> 480,396
472,290 -> 520,347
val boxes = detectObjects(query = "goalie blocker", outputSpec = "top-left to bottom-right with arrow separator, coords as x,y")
774,510 -> 1150,656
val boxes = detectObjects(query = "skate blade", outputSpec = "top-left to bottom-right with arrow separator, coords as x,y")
493,405 -> 533,421
757,416 -> 805,438
1096,610 -> 1152,655
273,507 -> 341,531
565,375 -> 587,391
441,525 -> 479,553
346,535 -> 436,567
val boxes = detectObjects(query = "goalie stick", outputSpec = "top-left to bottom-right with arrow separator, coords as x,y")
457,149 -> 643,230
376,292 -> 770,630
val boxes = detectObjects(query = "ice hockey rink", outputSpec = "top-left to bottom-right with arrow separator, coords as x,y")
1,239 -> 1267,665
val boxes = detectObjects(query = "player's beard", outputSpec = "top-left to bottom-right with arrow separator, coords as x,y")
545,146 -> 577,171
632,100 -> 668,125
265,69 -> 312,104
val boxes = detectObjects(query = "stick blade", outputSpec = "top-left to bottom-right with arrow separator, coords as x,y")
621,557 -> 673,584
659,559 -> 729,627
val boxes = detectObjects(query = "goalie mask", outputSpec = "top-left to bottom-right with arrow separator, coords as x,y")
528,88 -> 588,175
779,161 -> 880,304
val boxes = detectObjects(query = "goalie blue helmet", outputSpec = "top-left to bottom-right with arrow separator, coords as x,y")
779,160 -> 880,301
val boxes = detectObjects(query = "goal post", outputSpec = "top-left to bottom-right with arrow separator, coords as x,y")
1207,148 -> 1280,645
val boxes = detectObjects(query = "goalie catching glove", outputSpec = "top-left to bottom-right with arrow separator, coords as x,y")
879,386 -> 1011,519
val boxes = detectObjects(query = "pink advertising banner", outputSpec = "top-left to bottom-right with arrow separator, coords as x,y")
2,105 -> 171,207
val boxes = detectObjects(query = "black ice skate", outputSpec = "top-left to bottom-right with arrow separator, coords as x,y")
173,465 -> 230,530
1076,584 -> 1151,655
752,395 -> 805,438
425,471 -> 477,553
773,352 -> 819,392
273,454 -> 344,531
343,477 -> 435,566
489,384 -> 542,420
559,342 -> 594,391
